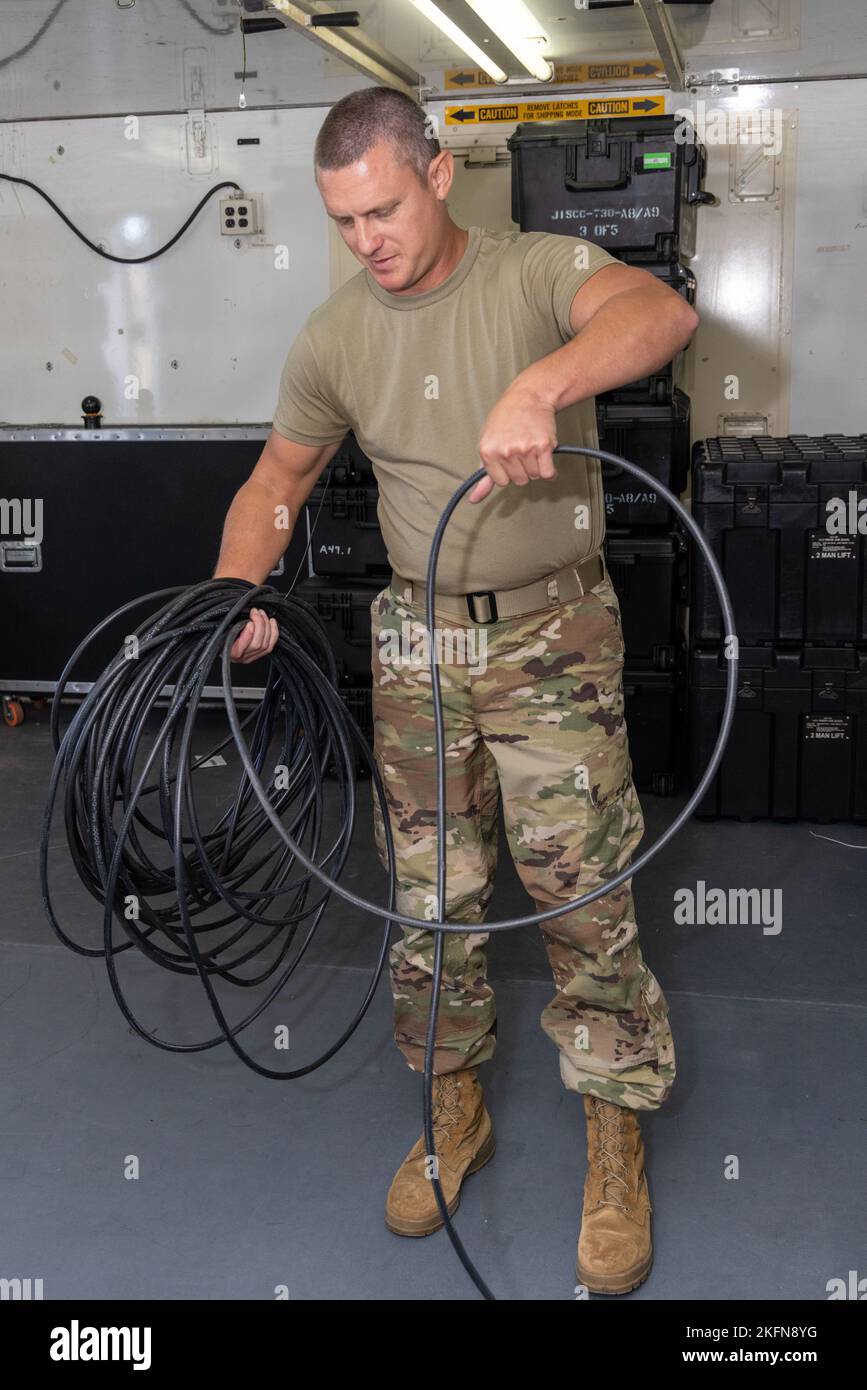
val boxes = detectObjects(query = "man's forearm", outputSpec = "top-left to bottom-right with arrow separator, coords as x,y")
213,476 -> 300,584
518,286 -> 699,412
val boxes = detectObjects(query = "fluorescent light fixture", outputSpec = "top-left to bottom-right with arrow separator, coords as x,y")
408,1 -> 508,84
464,0 -> 554,82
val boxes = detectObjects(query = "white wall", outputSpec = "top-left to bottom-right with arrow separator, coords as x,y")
0,0 -> 374,120
1,0 -> 866,434
0,104 -> 344,425
787,78 -> 867,433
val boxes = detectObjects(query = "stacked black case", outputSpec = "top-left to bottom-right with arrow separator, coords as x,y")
689,435 -> 867,821
508,114 -> 710,792
297,433 -> 387,750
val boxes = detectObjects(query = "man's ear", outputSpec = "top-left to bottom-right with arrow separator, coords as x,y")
429,149 -> 454,200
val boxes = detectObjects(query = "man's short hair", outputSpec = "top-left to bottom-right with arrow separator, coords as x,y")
314,86 -> 440,186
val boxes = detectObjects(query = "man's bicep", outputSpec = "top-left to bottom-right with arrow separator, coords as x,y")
568,261 -> 684,337
253,429 -> 342,502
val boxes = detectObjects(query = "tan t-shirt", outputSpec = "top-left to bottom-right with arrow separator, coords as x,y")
272,225 -> 618,594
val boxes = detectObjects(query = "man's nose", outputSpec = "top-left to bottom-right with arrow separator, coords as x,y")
355,225 -> 382,257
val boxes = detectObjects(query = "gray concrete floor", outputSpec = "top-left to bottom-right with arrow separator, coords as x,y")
1,702 -> 865,1300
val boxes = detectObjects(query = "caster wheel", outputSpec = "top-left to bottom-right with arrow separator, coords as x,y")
3,697 -> 24,727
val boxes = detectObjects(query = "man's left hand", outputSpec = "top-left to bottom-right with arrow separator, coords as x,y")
469,384 -> 559,504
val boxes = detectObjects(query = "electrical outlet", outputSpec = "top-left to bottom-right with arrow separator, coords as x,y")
220,193 -> 261,235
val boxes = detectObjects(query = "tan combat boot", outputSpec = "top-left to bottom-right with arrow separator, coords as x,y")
385,1068 -> 495,1237
576,1093 -> 653,1294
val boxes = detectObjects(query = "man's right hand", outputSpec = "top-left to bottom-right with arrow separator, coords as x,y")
230,607 -> 279,664
214,430 -> 345,664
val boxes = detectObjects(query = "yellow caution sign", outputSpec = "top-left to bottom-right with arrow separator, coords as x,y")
444,61 -> 663,90
445,96 -> 666,126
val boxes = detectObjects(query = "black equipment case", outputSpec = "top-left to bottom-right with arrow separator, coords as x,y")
690,645 -> 867,822
691,435 -> 867,645
624,667 -> 684,796
508,115 -> 710,261
305,475 -> 389,580
329,430 -> 376,483
294,577 -> 382,684
0,427 -> 309,693
597,389 -> 691,528
605,531 -> 687,669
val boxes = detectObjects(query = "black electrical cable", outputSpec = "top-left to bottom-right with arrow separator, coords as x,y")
41,446 -> 738,1300
41,579 -> 398,1077
0,0 -> 71,72
0,175 -> 242,263
177,0 -> 236,36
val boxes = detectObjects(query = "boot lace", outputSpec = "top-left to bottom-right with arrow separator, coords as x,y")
431,1075 -> 464,1148
589,1097 -> 631,1214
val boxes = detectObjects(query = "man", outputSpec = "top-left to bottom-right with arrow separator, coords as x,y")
215,86 -> 699,1295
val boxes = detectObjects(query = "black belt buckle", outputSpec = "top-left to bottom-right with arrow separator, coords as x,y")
466,590 -> 498,624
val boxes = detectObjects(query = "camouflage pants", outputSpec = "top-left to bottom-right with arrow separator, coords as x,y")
369,573 -> 676,1112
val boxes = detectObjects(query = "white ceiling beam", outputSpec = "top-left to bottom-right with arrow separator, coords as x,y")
634,0 -> 685,91
264,1 -> 422,99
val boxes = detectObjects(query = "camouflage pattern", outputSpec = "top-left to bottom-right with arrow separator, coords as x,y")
369,574 -> 676,1112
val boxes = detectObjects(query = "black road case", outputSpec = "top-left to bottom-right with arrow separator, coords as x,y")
691,435 -> 867,645
330,430 -> 376,483
341,679 -> 373,745
0,427 -> 310,693
605,530 -> 687,669
294,577 -> 381,683
624,667 -> 685,796
305,475 -> 389,580
597,389 -> 691,527
690,645 -> 867,822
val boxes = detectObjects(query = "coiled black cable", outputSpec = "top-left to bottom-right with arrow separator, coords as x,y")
41,579 -> 397,1077
41,446 -> 738,1300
